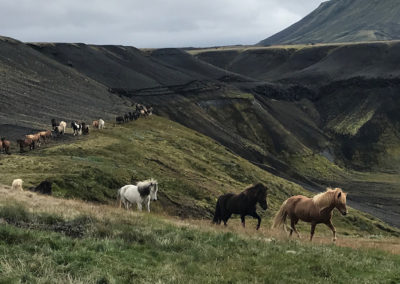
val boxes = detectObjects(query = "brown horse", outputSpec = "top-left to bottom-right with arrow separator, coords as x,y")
17,138 -> 35,152
1,137 -> 11,154
26,134 -> 41,147
38,130 -> 52,143
92,120 -> 99,129
272,187 -> 348,242
213,183 -> 268,230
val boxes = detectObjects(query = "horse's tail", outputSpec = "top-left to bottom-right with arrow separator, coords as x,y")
212,198 -> 222,224
116,188 -> 122,208
272,200 -> 288,230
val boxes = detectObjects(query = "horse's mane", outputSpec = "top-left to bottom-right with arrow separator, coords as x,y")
243,183 -> 265,195
136,178 -> 157,190
313,187 -> 342,210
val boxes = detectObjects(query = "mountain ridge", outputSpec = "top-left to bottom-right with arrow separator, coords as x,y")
259,0 -> 400,45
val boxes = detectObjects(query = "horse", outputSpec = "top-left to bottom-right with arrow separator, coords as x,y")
17,138 -> 35,152
51,118 -> 59,130
133,110 -> 140,120
11,179 -> 23,191
81,122 -> 89,135
147,106 -> 153,116
117,179 -> 158,212
92,120 -> 99,129
1,137 -> 11,154
71,121 -> 82,136
98,119 -> 105,129
124,113 -> 129,122
213,183 -> 268,230
116,116 -> 124,124
38,130 -> 52,143
272,187 -> 348,242
59,121 -> 67,134
26,134 -> 41,147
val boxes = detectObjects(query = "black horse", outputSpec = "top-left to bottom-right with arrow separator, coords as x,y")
116,116 -> 124,124
81,122 -> 89,135
213,183 -> 268,230
51,118 -> 59,130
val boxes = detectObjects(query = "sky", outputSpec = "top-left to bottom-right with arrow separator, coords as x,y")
0,0 -> 324,48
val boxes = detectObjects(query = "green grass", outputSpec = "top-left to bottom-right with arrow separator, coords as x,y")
0,204 -> 399,283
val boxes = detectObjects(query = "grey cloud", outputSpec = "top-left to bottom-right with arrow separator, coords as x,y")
0,0 -> 324,47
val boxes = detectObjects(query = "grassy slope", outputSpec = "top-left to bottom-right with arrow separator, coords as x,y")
0,116 -> 399,282
0,116 -> 397,235
0,190 -> 399,283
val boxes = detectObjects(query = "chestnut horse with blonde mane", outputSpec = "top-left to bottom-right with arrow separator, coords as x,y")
272,187 -> 348,241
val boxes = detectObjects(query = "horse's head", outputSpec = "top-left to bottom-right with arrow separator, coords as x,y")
335,189 -> 348,216
150,181 -> 158,201
255,183 -> 268,210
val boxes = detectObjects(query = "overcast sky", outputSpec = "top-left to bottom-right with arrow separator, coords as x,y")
0,0 -> 324,48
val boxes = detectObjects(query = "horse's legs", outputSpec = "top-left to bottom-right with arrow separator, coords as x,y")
223,213 -> 231,226
288,216 -> 294,237
310,222 -> 317,241
240,215 -> 245,228
325,220 -> 337,242
137,202 -> 143,211
147,198 -> 151,212
290,218 -> 301,238
249,212 -> 262,230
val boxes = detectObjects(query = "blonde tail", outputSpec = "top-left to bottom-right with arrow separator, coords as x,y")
272,200 -> 288,230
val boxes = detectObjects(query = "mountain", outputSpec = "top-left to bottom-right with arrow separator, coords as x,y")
258,0 -> 400,45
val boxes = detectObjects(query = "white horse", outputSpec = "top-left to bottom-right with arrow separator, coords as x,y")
56,121 -> 67,135
99,119 -> 105,129
12,179 -> 24,191
117,179 -> 158,212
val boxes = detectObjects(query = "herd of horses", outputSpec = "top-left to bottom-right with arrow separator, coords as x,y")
116,104 -> 153,124
0,119 -> 103,154
0,103 -> 153,154
2,101 -> 348,242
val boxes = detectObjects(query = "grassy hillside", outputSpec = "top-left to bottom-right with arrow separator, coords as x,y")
0,115 -> 399,282
0,188 -> 399,283
0,116 -> 397,236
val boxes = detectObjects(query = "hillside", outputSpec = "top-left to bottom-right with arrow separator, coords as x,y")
0,118 -> 399,282
0,186 -> 399,283
0,37 -> 131,136
1,116 -> 396,234
258,0 -> 400,45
